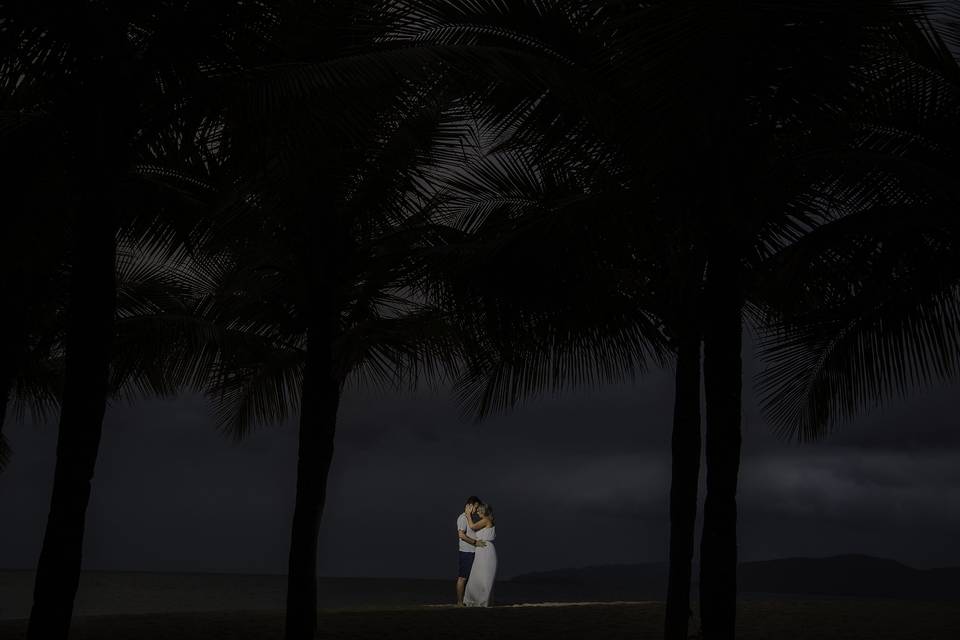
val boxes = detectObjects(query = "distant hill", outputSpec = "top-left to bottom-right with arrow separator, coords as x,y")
510,555 -> 960,600
738,555 -> 960,599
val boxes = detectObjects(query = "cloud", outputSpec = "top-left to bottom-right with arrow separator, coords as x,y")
2,365 -> 958,577
741,449 -> 960,527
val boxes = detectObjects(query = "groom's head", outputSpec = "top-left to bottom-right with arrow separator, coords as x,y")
465,496 -> 481,511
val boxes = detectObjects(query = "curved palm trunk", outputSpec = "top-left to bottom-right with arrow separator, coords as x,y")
664,303 -> 703,640
0,335 -> 15,472
0,299 -> 23,473
698,254 -> 743,640
664,321 -> 700,640
27,213 -> 116,640
284,302 -> 341,640
0,373 -> 12,472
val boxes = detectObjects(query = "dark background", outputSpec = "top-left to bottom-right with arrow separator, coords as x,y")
2,337 -> 958,579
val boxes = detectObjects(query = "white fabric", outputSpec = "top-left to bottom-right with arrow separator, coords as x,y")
464,526 -> 496,607
457,513 -> 476,553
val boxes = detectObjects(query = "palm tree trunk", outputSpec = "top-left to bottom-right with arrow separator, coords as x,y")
698,253 -> 743,640
0,309 -> 27,474
0,369 -> 12,472
284,300 -> 341,640
27,213 -> 116,640
664,301 -> 703,640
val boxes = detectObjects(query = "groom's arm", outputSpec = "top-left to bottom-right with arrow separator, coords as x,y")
458,527 -> 487,547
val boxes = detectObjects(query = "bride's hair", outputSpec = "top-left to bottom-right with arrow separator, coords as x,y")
477,503 -> 494,518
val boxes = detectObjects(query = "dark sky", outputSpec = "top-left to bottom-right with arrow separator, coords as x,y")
2,342 -> 958,579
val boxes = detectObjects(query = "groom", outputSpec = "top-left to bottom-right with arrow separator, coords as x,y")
456,495 -> 487,605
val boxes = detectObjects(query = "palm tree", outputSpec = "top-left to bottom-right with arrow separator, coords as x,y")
686,6 -> 960,637
189,4 -> 613,635
186,29 -> 489,630
381,7 -> 717,637
191,128 -> 464,640
383,6 -> 747,639
681,6 -> 957,635
755,7 -> 960,441
0,3 -> 278,637
387,4 -> 960,639
433,124 -> 707,640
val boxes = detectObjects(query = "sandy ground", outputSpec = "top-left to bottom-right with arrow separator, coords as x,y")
1,600 -> 959,640
0,570 -> 662,619
2,572 -> 375,619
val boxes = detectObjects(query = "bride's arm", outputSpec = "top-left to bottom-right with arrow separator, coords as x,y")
464,516 -> 491,531
458,530 -> 480,546
458,520 -> 481,546
459,512 -> 487,546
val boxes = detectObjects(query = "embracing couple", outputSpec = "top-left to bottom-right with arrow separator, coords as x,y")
455,496 -> 497,607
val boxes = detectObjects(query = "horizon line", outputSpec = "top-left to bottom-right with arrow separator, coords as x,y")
1,553 -> 956,579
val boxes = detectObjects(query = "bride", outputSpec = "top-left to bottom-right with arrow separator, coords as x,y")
463,502 -> 496,607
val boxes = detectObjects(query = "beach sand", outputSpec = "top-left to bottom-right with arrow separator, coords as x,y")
2,572 -> 957,638
1,600 -> 959,639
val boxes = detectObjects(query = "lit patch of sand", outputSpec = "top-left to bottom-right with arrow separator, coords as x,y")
502,600 -> 658,607
423,600 -> 657,608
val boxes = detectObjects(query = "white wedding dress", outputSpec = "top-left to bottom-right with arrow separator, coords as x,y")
464,526 -> 496,607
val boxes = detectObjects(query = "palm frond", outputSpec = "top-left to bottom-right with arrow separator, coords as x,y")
757,238 -> 960,440
208,337 -> 305,440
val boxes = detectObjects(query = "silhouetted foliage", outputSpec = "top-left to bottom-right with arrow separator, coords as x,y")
1,2 -> 280,638
3,3 -> 960,640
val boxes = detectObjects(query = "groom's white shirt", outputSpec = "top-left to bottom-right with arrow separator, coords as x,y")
457,513 -> 476,553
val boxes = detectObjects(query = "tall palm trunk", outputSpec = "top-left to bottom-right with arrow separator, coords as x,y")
698,252 -> 743,640
664,289 -> 703,640
284,292 -> 341,640
27,212 -> 116,640
0,292 -> 24,473
0,366 -> 12,472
